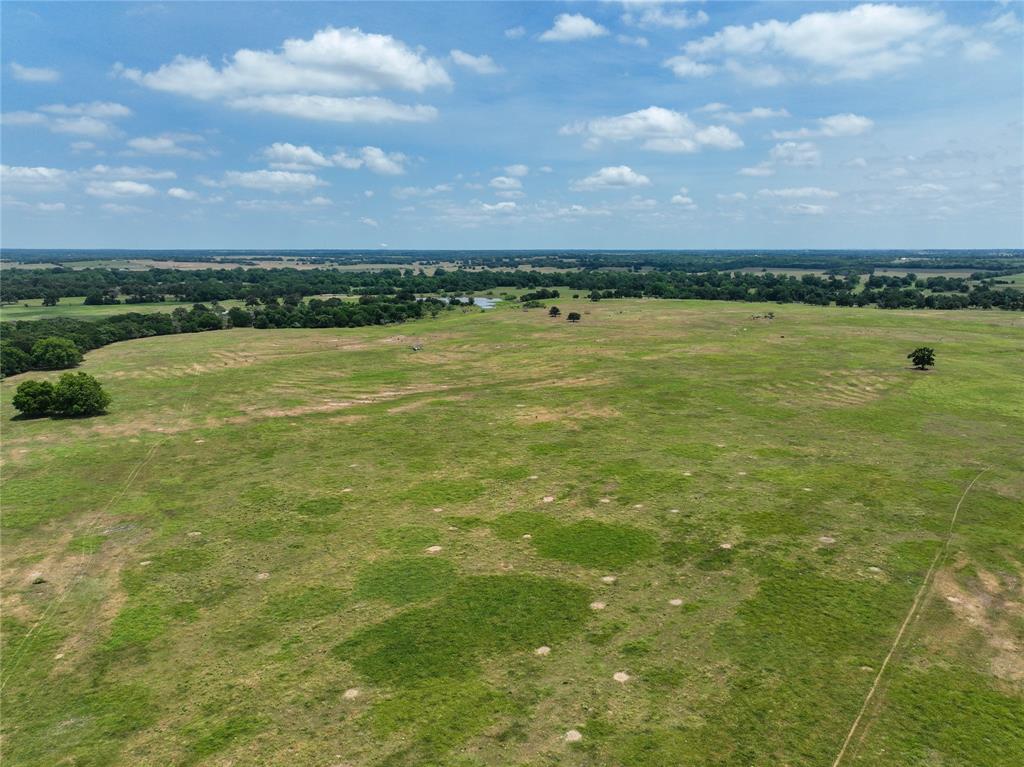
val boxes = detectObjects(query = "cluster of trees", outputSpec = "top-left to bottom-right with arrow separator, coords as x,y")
4,263 -> 1020,311
1,296 -> 457,376
12,372 -> 110,418
520,289 -> 560,302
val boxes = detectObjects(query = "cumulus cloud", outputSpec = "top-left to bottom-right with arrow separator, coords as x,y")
540,14 -> 609,42
489,176 -> 522,191
167,187 -> 198,200
257,142 -> 407,175
115,26 -> 448,123
360,216 -> 379,227
757,187 -> 838,199
678,4 -> 965,82
86,180 -> 158,198
698,104 -> 790,123
770,141 -> 822,167
84,164 -> 176,180
504,164 -> 529,177
561,106 -> 742,153
504,26 -> 526,40
10,62 -> 60,83
450,50 -> 502,75
786,203 -> 826,215
0,164 -> 70,189
392,183 -> 453,199
717,192 -> 747,202
570,165 -> 651,191
4,101 -> 133,139
663,56 -> 714,78
671,187 -> 697,208
622,4 -> 708,30
126,133 -> 208,158
772,113 -> 874,139
482,201 -> 517,212
221,170 -> 328,193
738,163 -> 775,177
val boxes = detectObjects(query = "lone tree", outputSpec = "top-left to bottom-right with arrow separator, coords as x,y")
51,372 -> 111,417
12,380 -> 55,418
567,311 -> 582,323
548,306 -> 561,317
30,336 -> 82,370
907,346 -> 936,370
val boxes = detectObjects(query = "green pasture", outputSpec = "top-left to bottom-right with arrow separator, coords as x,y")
1,299 -> 1021,766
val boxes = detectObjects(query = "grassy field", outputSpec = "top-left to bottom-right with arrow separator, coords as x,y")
1,297 -> 251,323
1,299 -> 1022,767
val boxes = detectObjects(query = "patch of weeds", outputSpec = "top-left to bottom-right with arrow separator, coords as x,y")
295,497 -> 347,517
377,525 -> 440,552
355,557 -> 456,606
149,546 -> 215,574
265,585 -> 347,621
104,603 -> 168,651
182,715 -> 263,765
372,679 -> 519,763
492,514 -> 658,569
68,533 -> 106,554
620,638 -> 652,657
587,620 -> 626,646
335,574 -> 590,685
395,478 -> 486,507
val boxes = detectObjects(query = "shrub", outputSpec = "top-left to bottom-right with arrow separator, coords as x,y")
30,336 -> 82,370
11,380 -> 55,417
1,342 -> 32,377
51,372 -> 111,417
567,312 -> 582,322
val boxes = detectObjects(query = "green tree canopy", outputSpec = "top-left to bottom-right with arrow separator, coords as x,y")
11,380 -> 55,418
30,336 -> 82,370
51,372 -> 111,417
907,346 -> 936,370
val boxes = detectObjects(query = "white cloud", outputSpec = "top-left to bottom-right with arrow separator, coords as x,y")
717,192 -> 747,202
785,203 -> 826,215
86,180 -> 158,198
758,187 -> 838,199
739,163 -> 775,177
261,142 -> 333,170
37,202 -> 66,212
126,133 -> 208,158
489,176 -> 522,191
898,182 -> 949,198
229,94 -> 437,123
101,203 -> 146,214
482,201 -> 517,212
4,101 -> 132,139
963,40 -> 999,61
770,141 -> 822,167
663,56 -> 714,78
699,105 -> 790,124
167,187 -> 198,200
116,26 -> 449,123
622,4 -> 708,30
617,35 -> 649,48
450,50 -> 502,75
504,26 -> 526,40
561,106 -> 742,153
222,170 -> 328,193
392,183 -> 453,199
504,164 -> 529,177
85,164 -> 176,180
10,62 -> 60,83
773,113 -> 874,139
540,14 -> 609,42
0,164 -> 70,189
570,165 -> 651,191
671,186 -> 697,208
70,141 -> 97,152
359,146 -> 407,175
681,4 -> 956,82
723,59 -> 786,87
360,216 -> 379,227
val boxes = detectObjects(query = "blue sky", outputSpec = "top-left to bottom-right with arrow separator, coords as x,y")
2,1 -> 1022,249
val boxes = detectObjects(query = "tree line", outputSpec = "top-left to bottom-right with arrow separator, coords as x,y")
1,296 -> 460,376
3,265 -> 1022,310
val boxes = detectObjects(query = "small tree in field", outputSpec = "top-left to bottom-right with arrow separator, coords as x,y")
567,312 -> 582,323
907,347 -> 935,370
51,372 -> 111,417
549,306 -> 561,317
12,380 -> 55,418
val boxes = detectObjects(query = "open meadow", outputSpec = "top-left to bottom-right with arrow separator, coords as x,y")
2,299 -> 1022,766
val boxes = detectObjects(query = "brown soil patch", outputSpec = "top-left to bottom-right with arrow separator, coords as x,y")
935,562 -> 1024,682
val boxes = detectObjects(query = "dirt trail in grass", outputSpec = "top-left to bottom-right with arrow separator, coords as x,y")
830,467 -> 990,767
